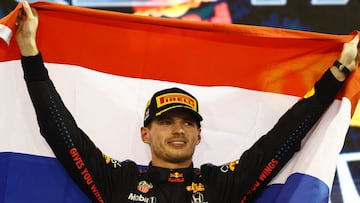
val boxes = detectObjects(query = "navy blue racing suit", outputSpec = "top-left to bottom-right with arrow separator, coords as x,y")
22,53 -> 344,203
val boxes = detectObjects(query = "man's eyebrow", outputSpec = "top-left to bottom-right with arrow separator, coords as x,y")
156,112 -> 196,121
155,115 -> 171,120
183,115 -> 197,121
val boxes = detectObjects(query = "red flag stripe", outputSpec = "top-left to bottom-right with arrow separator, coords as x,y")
0,2 -> 359,110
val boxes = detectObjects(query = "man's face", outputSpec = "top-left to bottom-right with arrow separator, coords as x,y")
141,109 -> 201,168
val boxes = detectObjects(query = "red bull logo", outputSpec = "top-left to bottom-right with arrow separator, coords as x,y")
168,172 -> 184,182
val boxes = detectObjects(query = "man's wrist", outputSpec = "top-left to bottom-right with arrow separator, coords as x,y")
18,41 -> 39,56
333,60 -> 351,75
329,60 -> 353,82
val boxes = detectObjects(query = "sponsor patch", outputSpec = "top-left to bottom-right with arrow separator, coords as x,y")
191,192 -> 208,203
102,153 -> 121,168
128,193 -> 157,203
186,182 -> 205,193
168,172 -> 184,182
156,93 -> 197,111
220,160 -> 239,173
137,180 -> 153,193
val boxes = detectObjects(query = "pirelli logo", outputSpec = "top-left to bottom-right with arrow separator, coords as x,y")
156,93 -> 197,111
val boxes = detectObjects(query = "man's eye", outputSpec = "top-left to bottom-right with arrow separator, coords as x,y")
184,121 -> 194,126
159,119 -> 172,125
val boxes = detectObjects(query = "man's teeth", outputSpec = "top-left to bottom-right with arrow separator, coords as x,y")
170,141 -> 185,144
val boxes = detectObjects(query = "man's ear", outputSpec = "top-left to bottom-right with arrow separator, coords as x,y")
141,127 -> 150,144
196,128 -> 201,145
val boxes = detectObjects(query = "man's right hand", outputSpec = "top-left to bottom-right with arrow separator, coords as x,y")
15,1 -> 39,56
331,35 -> 360,81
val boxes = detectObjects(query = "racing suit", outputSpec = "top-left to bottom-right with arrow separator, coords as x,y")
22,53 -> 344,203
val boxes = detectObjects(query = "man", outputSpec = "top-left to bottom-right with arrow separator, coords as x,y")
15,1 -> 360,203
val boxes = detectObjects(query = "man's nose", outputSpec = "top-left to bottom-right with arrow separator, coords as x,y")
173,121 -> 185,135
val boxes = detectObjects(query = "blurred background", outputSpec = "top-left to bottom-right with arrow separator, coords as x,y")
1,0 -> 359,202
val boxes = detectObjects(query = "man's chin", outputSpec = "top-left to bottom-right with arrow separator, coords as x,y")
165,154 -> 193,165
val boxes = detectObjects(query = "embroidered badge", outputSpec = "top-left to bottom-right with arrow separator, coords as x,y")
220,160 -> 239,173
137,180 -> 153,193
186,182 -> 205,193
191,192 -> 208,203
168,172 -> 184,182
101,153 -> 121,168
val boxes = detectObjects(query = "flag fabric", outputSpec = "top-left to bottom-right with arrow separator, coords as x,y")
0,2 -> 359,203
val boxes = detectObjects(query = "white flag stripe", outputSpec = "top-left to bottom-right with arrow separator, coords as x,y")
1,60 -> 348,189
0,24 -> 12,45
1,60 -> 297,159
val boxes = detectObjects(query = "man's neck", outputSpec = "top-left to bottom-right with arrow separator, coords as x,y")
150,160 -> 192,169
